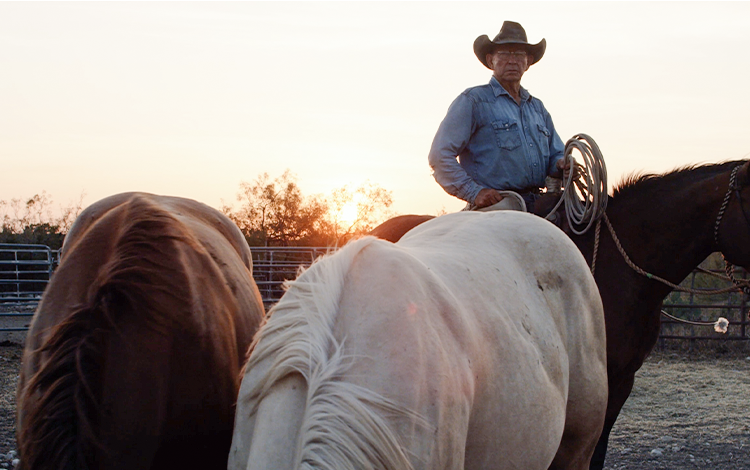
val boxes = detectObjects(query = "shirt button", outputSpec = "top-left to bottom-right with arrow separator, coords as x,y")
529,143 -> 533,147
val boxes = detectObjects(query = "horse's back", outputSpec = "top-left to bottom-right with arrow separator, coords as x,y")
232,210 -> 606,470
18,192 -> 264,470
63,191 -> 253,268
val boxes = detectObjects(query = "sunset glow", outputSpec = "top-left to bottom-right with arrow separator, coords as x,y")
2,3 -> 750,218
338,202 -> 360,230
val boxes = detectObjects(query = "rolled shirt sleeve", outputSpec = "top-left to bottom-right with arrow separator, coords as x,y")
543,105 -> 565,176
428,94 -> 485,203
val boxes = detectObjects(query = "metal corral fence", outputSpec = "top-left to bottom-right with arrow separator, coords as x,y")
661,262 -> 750,341
250,246 -> 333,308
1,243 -> 748,341
0,243 -> 59,332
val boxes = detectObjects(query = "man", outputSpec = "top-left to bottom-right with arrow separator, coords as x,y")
428,21 -> 569,214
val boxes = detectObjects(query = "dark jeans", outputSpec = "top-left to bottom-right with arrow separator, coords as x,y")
520,192 -> 540,214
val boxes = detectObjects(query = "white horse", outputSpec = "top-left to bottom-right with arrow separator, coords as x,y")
229,211 -> 607,470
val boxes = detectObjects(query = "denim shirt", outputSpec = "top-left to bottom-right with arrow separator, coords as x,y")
428,77 -> 565,204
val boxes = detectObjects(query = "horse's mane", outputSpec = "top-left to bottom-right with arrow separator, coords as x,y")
612,160 -> 746,200
242,236 -> 423,470
19,195 -> 197,470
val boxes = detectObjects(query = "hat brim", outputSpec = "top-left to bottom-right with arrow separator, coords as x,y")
473,35 -> 546,69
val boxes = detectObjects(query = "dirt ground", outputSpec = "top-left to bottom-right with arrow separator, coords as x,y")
602,342 -> 750,470
0,339 -> 749,469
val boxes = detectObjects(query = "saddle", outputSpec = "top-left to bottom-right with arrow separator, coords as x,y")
466,189 -> 570,233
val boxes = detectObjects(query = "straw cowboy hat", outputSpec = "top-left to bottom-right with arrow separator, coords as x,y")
474,21 -> 546,68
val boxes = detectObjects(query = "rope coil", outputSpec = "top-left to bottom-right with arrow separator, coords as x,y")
545,134 -> 608,235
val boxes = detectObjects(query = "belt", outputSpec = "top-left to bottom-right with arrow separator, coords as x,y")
517,187 -> 542,195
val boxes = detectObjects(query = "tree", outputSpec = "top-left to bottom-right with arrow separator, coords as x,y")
221,171 -> 330,246
221,170 -> 394,247
0,192 -> 85,249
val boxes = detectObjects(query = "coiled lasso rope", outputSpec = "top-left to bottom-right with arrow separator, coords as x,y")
545,134 -> 608,235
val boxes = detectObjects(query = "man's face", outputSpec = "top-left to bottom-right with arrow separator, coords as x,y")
485,45 -> 531,84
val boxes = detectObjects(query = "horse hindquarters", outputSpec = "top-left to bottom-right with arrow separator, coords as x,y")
231,239 -> 476,470
548,256 -> 608,470
332,245 -> 478,469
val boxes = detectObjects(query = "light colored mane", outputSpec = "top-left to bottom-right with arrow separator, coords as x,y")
243,236 -> 424,470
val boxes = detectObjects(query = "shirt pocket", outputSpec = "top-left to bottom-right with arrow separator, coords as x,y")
536,123 -> 551,156
492,120 -> 521,151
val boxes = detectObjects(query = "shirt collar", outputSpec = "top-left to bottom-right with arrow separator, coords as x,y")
489,76 -> 531,102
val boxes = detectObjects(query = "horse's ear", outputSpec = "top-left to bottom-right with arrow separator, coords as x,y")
738,161 -> 750,188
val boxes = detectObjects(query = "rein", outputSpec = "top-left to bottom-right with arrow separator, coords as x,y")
598,212 -> 746,295
590,163 -> 750,330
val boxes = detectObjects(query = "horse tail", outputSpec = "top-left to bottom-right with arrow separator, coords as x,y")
242,236 -> 424,470
18,196 -> 195,470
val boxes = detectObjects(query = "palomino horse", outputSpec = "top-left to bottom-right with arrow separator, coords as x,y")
17,192 -> 265,470
230,210 -> 607,470
369,160 -> 750,469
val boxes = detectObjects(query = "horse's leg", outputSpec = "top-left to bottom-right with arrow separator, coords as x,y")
588,373 -> 636,470
588,301 -> 661,470
549,402 -> 607,470
548,336 -> 608,469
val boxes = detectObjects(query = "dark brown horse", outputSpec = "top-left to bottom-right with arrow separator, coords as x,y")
369,160 -> 750,470
17,192 -> 265,470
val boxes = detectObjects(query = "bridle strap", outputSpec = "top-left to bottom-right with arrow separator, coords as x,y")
734,172 -> 750,232
713,164 -> 750,295
714,165 -> 740,246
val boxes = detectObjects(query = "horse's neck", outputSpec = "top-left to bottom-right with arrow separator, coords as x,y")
577,178 -> 721,295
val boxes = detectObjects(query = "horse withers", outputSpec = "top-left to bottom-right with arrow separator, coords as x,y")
16,192 -> 265,470
230,210 -> 607,470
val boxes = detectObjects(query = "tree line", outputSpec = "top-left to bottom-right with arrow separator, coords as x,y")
220,170 -> 393,247
1,171 -> 394,250
0,192 -> 84,250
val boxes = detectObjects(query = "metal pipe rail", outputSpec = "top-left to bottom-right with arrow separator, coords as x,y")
0,243 -> 57,332
250,246 -> 333,307
660,266 -> 749,340
2,244 -> 748,341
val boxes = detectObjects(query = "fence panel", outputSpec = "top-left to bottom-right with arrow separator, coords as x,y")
250,247 -> 332,307
1,244 -> 748,341
660,264 -> 749,340
0,243 -> 57,332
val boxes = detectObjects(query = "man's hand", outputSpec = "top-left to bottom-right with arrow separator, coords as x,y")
474,188 -> 505,209
556,157 -> 577,181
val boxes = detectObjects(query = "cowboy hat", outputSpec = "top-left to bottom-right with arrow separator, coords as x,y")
474,21 -> 546,68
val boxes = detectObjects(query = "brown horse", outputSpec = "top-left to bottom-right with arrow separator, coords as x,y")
16,192 -> 265,470
369,160 -> 750,469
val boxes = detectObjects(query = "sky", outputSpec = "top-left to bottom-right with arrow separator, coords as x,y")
3,2 -> 750,219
